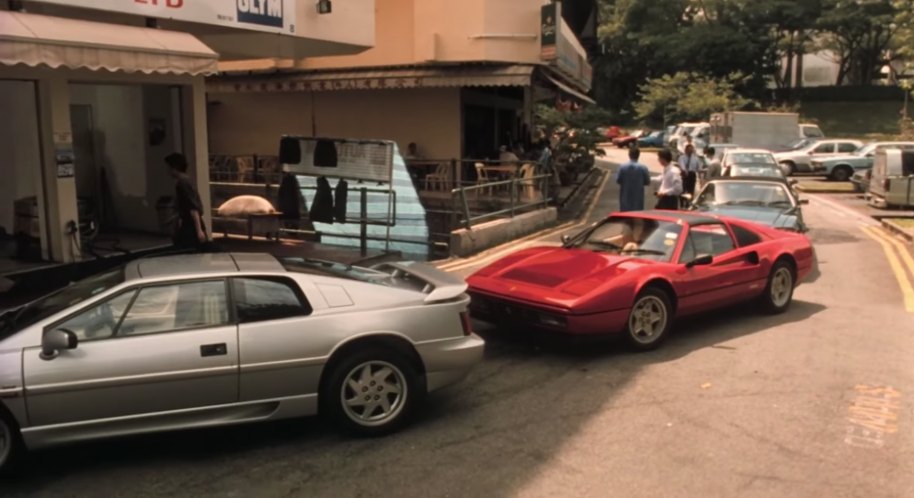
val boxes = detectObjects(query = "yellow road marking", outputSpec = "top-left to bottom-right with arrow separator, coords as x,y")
868,225 -> 914,282
862,225 -> 914,313
438,168 -> 612,272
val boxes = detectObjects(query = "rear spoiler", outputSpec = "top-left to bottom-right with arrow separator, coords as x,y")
371,262 -> 468,303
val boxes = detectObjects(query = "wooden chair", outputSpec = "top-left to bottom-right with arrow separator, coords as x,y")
424,162 -> 450,191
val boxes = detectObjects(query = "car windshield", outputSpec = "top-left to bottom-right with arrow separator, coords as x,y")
695,182 -> 793,208
571,217 -> 683,262
729,152 -> 776,165
0,267 -> 125,339
803,126 -> 824,138
854,144 -> 876,156
730,164 -> 784,178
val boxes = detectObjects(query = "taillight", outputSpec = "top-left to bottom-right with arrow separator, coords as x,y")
459,311 -> 473,336
884,179 -> 891,190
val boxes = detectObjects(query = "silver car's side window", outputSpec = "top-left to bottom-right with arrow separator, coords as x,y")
118,280 -> 229,337
233,277 -> 312,324
56,291 -> 136,342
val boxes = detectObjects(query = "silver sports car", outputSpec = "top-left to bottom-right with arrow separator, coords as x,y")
0,253 -> 483,473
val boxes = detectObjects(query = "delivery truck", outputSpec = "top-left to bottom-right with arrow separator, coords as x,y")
710,112 -> 822,151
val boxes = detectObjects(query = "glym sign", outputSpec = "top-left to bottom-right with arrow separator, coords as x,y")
237,0 -> 283,28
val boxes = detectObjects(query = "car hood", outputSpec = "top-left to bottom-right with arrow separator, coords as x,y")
467,246 -> 653,310
697,205 -> 800,229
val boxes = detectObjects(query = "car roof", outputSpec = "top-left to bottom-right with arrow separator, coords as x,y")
125,253 -> 284,280
706,176 -> 789,185
613,210 -> 723,226
727,148 -> 774,154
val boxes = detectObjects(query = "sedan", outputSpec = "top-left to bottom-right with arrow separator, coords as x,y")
691,178 -> 808,232
613,130 -> 645,148
467,211 -> 815,350
0,253 -> 484,474
637,131 -> 667,148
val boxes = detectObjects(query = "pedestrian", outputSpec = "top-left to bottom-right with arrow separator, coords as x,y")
655,149 -> 683,210
166,153 -> 208,251
678,144 -> 701,197
405,142 -> 420,160
616,146 -> 651,211
704,146 -> 722,179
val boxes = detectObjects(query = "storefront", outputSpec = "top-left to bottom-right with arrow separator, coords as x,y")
0,1 -> 373,275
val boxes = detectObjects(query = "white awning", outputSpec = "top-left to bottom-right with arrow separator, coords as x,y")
0,11 -> 218,76
541,70 -> 596,105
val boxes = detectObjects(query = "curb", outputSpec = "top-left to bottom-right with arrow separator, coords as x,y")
876,217 -> 914,244
559,168 -> 606,222
794,187 -> 858,195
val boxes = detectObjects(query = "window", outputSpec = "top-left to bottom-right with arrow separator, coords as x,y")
680,224 -> 735,263
813,143 -> 834,154
56,291 -> 135,341
731,225 -> 762,247
233,277 -> 312,324
118,280 -> 229,336
838,143 -> 858,153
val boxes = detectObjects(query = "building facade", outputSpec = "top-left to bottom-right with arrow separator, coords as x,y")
0,0 -> 374,269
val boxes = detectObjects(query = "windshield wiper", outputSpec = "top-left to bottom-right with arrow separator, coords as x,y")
620,248 -> 666,255
588,240 -> 622,251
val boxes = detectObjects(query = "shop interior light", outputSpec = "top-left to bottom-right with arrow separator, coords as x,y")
317,0 -> 332,14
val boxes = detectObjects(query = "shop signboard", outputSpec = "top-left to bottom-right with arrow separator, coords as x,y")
540,2 -> 558,60
26,0 -> 296,35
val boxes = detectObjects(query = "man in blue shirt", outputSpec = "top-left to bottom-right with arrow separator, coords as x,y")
616,146 -> 651,211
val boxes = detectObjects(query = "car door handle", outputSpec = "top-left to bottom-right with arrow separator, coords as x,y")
200,343 -> 228,357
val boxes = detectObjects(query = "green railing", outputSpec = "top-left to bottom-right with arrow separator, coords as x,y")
451,173 -> 554,230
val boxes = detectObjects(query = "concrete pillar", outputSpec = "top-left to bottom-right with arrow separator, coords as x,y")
36,74 -> 79,263
183,76 -> 212,236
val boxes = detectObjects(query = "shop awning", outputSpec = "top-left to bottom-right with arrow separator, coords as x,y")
208,64 -> 536,93
541,70 -> 596,105
0,11 -> 218,76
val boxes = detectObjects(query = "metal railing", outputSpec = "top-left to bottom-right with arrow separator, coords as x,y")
451,173 -> 554,230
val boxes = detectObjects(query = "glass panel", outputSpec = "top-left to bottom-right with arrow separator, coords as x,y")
687,224 -> 735,257
234,278 -> 311,324
119,280 -> 228,336
57,291 -> 135,341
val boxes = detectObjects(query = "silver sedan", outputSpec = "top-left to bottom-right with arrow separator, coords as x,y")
0,253 -> 484,474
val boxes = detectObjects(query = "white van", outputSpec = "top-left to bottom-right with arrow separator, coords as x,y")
868,149 -> 914,208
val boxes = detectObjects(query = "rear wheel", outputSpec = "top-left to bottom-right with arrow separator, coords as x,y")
761,260 -> 795,314
320,346 -> 423,436
624,287 -> 673,351
831,166 -> 853,182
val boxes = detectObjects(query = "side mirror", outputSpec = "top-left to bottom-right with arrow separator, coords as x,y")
40,328 -> 77,360
685,254 -> 714,268
798,199 -> 809,205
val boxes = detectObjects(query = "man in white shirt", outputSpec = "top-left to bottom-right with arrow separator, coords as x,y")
704,146 -> 722,179
678,144 -> 701,197
655,149 -> 683,210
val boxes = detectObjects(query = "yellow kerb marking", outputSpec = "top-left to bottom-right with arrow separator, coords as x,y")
861,226 -> 914,313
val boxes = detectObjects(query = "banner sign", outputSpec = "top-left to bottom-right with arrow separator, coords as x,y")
283,137 -> 394,183
25,0 -> 296,35
540,3 -> 558,60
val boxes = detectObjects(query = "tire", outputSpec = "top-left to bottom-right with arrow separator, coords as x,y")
831,166 -> 852,182
624,287 -> 673,351
760,260 -> 795,314
0,410 -> 23,478
320,346 -> 423,436
780,162 -> 796,176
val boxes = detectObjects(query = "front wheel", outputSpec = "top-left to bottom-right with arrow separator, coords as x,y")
625,287 -> 673,351
0,411 -> 23,477
320,347 -> 423,436
780,162 -> 796,176
761,261 -> 795,314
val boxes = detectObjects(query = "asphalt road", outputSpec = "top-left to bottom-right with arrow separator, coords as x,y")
5,152 -> 914,497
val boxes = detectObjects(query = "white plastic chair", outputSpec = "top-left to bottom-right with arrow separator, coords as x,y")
474,162 -> 491,197
424,162 -> 450,191
518,163 -> 536,200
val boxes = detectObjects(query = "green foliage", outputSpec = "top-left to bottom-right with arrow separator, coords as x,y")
816,0 -> 905,85
633,72 -> 754,125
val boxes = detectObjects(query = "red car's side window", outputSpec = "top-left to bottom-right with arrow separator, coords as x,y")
680,224 -> 735,263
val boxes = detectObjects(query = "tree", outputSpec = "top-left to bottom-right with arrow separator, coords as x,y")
633,72 -> 754,125
817,0 -> 903,85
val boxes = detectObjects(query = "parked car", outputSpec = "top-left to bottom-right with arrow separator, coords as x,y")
703,143 -> 740,162
669,122 -> 706,151
774,139 -> 863,175
598,126 -> 624,140
800,123 -> 825,139
721,148 -> 780,169
0,253 -> 484,474
722,163 -> 787,179
691,178 -> 808,232
868,149 -> 914,208
851,169 -> 871,193
811,141 -> 914,181
637,130 -> 667,148
467,211 -> 816,350
613,130 -> 645,148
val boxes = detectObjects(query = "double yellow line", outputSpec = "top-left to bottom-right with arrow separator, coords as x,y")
862,225 -> 914,313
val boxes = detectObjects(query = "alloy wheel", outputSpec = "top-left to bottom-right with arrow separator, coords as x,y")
629,296 -> 668,344
341,361 -> 408,427
770,267 -> 793,308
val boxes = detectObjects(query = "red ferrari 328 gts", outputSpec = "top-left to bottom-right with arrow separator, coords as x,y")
467,211 -> 816,350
